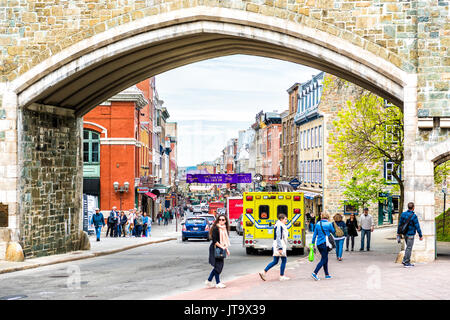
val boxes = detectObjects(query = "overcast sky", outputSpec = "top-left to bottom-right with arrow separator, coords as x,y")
156,55 -> 319,167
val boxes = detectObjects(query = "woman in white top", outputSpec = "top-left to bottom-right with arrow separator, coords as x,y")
258,213 -> 290,282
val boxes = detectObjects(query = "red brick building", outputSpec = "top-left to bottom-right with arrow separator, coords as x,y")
82,85 -> 148,213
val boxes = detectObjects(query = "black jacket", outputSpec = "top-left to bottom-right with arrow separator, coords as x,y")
208,227 -> 222,267
346,218 -> 359,237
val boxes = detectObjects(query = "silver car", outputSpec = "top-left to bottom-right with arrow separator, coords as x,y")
235,214 -> 243,235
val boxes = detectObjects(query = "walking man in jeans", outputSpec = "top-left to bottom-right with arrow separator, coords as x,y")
397,202 -> 423,267
359,208 -> 374,251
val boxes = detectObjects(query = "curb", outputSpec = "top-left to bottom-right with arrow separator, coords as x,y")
0,237 -> 177,275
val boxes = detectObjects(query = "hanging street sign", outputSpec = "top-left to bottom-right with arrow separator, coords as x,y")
289,178 -> 301,189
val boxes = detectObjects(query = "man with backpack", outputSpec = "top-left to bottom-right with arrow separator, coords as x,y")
397,202 -> 423,268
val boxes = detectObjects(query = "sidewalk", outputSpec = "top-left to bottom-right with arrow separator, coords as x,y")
165,227 -> 450,300
0,221 -> 180,275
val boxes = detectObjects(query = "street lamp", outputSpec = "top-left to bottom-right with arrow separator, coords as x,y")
443,180 -> 447,235
113,181 -> 129,211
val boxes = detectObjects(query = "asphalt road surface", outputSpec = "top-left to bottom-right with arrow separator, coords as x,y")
0,230 -> 297,300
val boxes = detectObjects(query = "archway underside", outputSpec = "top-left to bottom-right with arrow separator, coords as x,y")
16,27 -> 405,117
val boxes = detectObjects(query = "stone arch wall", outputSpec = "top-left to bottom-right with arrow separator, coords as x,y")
10,9 -> 409,115
1,1 -> 416,82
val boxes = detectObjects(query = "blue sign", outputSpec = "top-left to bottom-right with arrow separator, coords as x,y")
289,178 -> 301,189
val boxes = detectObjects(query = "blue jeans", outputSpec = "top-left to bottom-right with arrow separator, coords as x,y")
208,269 -> 221,284
95,226 -> 102,240
264,256 -> 287,276
360,229 -> 371,250
313,243 -> 329,276
335,239 -> 344,258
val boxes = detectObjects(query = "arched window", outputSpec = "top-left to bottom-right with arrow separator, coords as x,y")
83,130 -> 100,164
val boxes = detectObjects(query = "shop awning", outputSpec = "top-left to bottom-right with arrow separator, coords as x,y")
303,191 -> 322,200
144,192 -> 157,200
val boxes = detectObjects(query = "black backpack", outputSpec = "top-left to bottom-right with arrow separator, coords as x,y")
398,211 -> 414,235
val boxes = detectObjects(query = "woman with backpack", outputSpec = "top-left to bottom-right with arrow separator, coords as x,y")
205,214 -> 230,289
311,212 -> 335,281
345,213 -> 359,252
258,213 -> 290,282
332,213 -> 348,261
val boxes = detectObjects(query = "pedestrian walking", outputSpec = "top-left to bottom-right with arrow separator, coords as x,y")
147,215 -> 152,236
359,208 -> 374,251
106,206 -> 118,237
164,209 -> 170,226
332,213 -> 347,261
157,212 -> 162,225
205,214 -> 230,289
397,202 -> 423,267
258,213 -> 290,282
119,211 -> 127,237
345,213 -> 359,251
90,208 -> 105,241
142,212 -> 149,237
311,212 -> 335,281
135,211 -> 144,237
128,209 -> 136,237
310,213 -> 316,232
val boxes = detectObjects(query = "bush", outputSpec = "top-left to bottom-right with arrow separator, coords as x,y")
436,208 -> 450,242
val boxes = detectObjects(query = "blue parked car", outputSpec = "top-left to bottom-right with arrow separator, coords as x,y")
182,217 -> 210,241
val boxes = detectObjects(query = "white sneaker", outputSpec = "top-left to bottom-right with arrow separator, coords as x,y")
205,280 -> 214,288
216,283 -> 226,289
279,276 -> 290,281
258,271 -> 267,281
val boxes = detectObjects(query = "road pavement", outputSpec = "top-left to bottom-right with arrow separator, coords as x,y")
0,222 -> 449,300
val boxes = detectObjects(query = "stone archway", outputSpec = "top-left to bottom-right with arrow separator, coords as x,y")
0,4 -> 441,261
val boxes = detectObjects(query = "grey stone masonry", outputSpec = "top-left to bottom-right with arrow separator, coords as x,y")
18,107 -> 83,258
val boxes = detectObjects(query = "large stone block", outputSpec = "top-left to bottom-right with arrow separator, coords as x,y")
5,241 -> 24,262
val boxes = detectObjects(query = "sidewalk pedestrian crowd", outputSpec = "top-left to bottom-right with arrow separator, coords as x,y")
204,202 -> 423,289
90,205 -> 184,241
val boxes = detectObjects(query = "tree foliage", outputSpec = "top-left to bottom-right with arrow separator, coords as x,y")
329,92 -> 404,212
341,168 -> 387,210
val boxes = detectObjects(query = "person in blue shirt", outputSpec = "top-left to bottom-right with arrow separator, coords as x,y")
142,212 -> 149,237
311,212 -> 336,280
397,202 -> 423,268
91,208 -> 105,241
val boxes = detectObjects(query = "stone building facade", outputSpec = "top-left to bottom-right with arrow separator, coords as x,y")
295,72 -> 325,218
282,85 -> 299,181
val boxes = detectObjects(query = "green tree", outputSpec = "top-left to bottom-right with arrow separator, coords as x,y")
434,161 -> 450,186
329,92 -> 404,212
341,168 -> 387,211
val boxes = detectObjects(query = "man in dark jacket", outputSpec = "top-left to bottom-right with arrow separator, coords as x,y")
397,202 -> 423,267
91,208 -> 105,241
106,206 -> 118,237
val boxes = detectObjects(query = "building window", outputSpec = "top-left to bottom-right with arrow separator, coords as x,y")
385,124 -> 400,144
318,125 -> 322,147
384,161 -> 401,184
259,205 -> 270,220
83,130 -> 100,164
319,159 -> 322,184
299,131 -> 302,150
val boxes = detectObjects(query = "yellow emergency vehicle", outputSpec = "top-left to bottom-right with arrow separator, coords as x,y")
242,191 -> 305,255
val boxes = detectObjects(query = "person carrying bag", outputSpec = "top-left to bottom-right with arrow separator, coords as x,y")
311,212 -> 336,281
206,214 -> 230,289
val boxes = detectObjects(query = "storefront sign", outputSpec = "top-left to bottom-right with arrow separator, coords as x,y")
137,187 -> 150,193
186,173 -> 251,184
